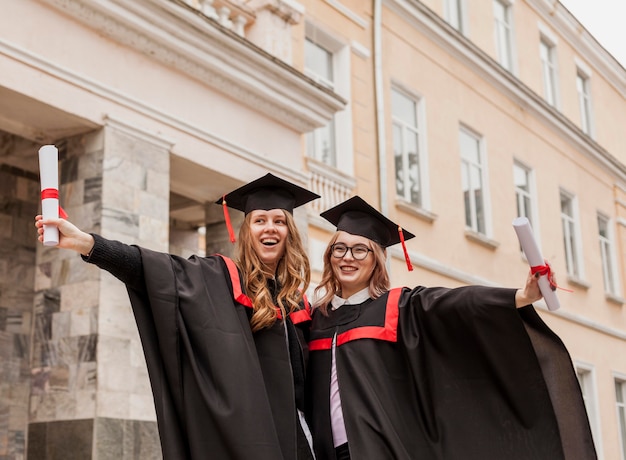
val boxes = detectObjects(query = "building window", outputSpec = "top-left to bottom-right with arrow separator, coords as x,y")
576,366 -> 601,453
513,162 -> 534,222
305,38 -> 336,167
494,0 -> 513,71
540,37 -> 558,106
598,214 -> 619,296
560,190 -> 582,278
445,0 -> 465,34
577,70 -> 593,135
460,129 -> 487,235
539,37 -> 557,106
392,88 -> 425,207
616,379 -> 626,460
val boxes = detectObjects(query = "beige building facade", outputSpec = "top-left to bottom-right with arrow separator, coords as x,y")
0,0 -> 624,458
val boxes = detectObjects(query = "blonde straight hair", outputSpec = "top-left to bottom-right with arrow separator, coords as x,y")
314,232 -> 390,315
236,210 -> 311,332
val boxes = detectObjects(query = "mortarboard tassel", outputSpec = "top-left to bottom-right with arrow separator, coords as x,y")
398,226 -> 413,271
222,195 -> 237,243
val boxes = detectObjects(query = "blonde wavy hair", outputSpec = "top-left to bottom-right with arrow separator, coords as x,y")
236,210 -> 311,332
314,232 -> 390,315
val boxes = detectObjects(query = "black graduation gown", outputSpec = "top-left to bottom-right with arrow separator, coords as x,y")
306,285 -> 597,460
86,235 -> 313,460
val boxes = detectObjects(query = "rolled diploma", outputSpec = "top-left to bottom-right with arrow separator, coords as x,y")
512,217 -> 560,311
38,145 -> 60,246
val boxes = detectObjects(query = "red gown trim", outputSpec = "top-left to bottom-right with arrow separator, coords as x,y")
216,254 -> 311,324
309,287 -> 402,350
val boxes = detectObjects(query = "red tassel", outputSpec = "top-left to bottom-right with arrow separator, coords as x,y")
222,195 -> 236,243
398,226 -> 413,271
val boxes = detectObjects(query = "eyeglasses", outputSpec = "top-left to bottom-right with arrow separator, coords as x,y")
331,243 -> 372,260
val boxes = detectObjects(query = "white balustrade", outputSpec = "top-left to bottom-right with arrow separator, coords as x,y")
308,165 -> 353,214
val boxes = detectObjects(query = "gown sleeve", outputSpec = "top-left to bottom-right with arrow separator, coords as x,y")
399,284 -> 596,460
82,233 -> 144,289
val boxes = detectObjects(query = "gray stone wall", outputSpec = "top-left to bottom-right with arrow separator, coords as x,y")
0,156 -> 40,460
29,124 -> 170,459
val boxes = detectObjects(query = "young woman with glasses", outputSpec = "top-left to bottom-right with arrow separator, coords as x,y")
305,195 -> 596,460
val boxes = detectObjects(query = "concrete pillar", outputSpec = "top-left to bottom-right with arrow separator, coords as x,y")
29,121 -> 172,459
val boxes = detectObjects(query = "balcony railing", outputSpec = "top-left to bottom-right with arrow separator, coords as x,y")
307,158 -> 355,214
181,0 -> 254,36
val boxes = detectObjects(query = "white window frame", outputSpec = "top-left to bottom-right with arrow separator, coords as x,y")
513,160 -> 539,249
539,34 -> 559,107
391,85 -> 430,210
304,23 -> 353,174
444,0 -> 468,35
576,65 -> 594,136
597,212 -> 621,297
575,363 -> 603,457
615,373 -> 626,460
560,189 -> 584,280
459,126 -> 492,237
493,0 -> 515,72
513,160 -> 537,223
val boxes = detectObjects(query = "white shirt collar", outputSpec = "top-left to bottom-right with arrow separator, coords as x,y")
331,287 -> 372,310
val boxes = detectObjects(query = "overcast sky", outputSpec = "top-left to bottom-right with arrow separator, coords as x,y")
559,0 -> 626,68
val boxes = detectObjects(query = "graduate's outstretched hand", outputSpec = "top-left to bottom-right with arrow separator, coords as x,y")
35,215 -> 95,256
514,269 -> 546,308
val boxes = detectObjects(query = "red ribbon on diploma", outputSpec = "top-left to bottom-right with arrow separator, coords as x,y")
530,260 -> 572,293
41,188 -> 68,219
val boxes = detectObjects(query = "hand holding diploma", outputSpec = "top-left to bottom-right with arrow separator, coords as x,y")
512,217 -> 561,311
35,215 -> 95,256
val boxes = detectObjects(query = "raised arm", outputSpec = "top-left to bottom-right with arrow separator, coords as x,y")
35,215 -> 144,289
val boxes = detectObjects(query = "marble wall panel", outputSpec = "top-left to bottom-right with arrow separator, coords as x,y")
0,155 -> 39,459
61,179 -> 85,210
138,215 -> 169,250
27,419 -> 93,460
94,418 -> 161,460
0,214 -> 11,239
60,280 -> 100,311
146,170 -> 169,200
101,209 -> 140,239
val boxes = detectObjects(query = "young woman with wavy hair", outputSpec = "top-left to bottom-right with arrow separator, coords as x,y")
305,196 -> 596,460
237,208 -> 310,331
36,173 -> 319,460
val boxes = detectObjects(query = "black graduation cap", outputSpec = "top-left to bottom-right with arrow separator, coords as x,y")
320,195 -> 415,270
216,173 -> 320,242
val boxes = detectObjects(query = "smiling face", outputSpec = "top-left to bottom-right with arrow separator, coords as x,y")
248,209 -> 289,273
330,231 -> 376,299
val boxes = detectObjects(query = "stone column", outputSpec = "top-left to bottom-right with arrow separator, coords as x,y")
29,120 -> 171,459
